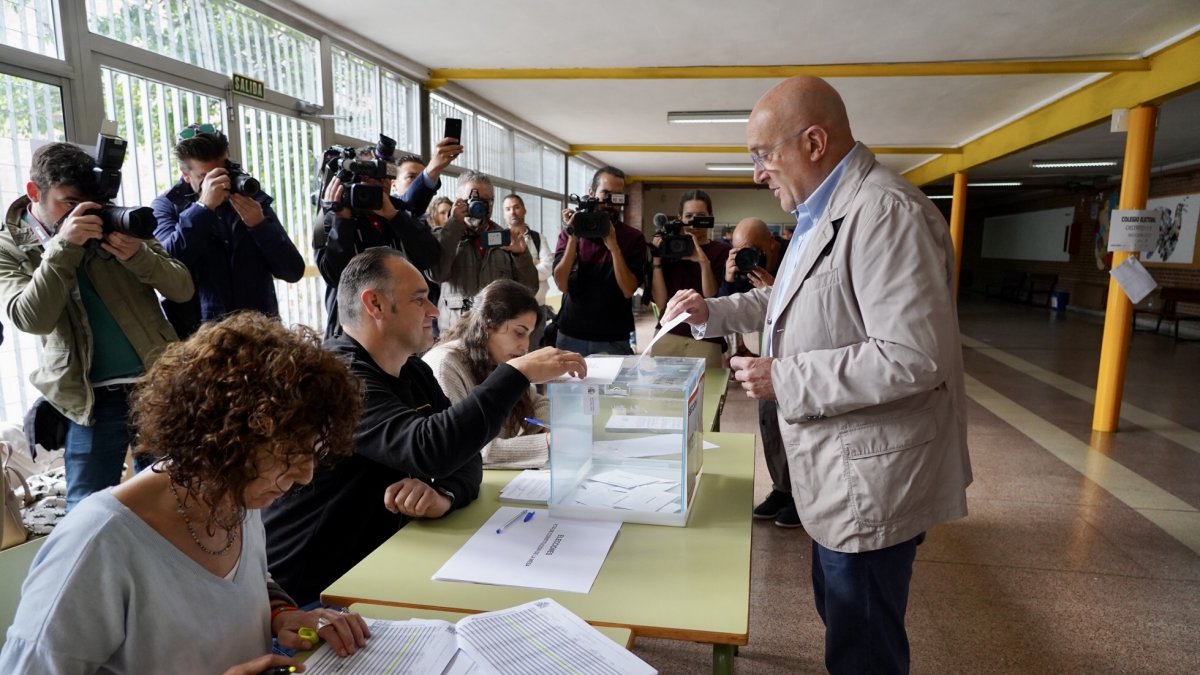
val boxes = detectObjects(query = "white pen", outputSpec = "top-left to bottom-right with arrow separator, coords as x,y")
496,509 -> 533,534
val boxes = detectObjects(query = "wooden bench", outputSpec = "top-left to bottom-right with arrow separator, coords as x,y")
1024,273 -> 1058,307
986,270 -> 1027,302
1134,286 -> 1200,341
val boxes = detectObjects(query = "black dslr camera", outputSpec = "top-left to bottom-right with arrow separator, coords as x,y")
734,247 -> 767,279
316,134 -> 399,212
88,131 -> 156,239
224,160 -> 260,195
567,193 -> 625,239
651,213 -> 715,260
466,189 -> 491,220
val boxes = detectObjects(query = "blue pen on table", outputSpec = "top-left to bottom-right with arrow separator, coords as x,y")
524,417 -> 550,431
496,509 -> 535,534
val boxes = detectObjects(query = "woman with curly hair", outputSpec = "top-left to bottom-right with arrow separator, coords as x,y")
422,279 -> 552,469
0,313 -> 370,674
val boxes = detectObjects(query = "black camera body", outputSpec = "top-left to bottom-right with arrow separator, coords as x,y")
734,246 -> 767,279
466,189 -> 490,220
225,160 -> 260,195
317,136 -> 401,212
568,193 -> 624,239
87,132 -> 155,239
652,213 -> 704,260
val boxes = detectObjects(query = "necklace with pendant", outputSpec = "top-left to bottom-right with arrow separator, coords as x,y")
168,481 -> 238,556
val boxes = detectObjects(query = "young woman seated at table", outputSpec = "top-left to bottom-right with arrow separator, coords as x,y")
0,313 -> 370,674
423,279 -> 552,469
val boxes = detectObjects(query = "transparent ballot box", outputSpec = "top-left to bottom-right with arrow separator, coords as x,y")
548,356 -> 705,526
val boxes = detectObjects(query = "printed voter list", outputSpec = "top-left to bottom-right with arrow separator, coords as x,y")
433,507 -> 622,593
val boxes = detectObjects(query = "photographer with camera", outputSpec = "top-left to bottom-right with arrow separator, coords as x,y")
715,217 -> 796,527
389,135 -> 462,218
553,166 -> 647,357
314,136 -> 442,338
648,190 -> 730,367
430,171 -> 538,334
151,123 -> 305,338
0,141 -> 193,510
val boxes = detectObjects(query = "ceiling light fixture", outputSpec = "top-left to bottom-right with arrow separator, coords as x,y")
968,181 -> 1023,187
667,110 -> 751,124
1030,159 -> 1119,169
705,163 -> 756,172
927,195 -> 954,200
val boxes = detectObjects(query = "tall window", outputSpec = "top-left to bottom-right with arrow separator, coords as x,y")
430,95 -> 476,171
0,73 -> 66,423
86,0 -> 322,104
100,67 -> 225,206
331,46 -> 379,142
1,0 -> 62,58
568,156 -> 593,198
381,71 -> 419,153
238,105 -> 324,331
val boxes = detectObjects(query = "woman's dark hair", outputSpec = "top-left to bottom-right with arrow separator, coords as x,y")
441,280 -> 540,434
131,312 -> 361,532
678,189 -> 713,216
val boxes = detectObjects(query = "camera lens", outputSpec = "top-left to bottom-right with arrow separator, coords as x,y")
231,172 -> 260,195
95,205 -> 156,239
735,247 -> 763,273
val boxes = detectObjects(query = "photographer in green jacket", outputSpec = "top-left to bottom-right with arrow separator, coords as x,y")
0,142 -> 194,510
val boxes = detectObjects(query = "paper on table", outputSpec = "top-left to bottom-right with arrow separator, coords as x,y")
1110,256 -> 1158,304
605,414 -> 683,432
639,311 -> 692,360
547,356 -> 625,385
592,433 -> 685,458
456,598 -> 656,675
703,440 -> 719,450
304,618 -> 458,674
498,469 -> 550,504
588,469 -> 669,489
432,507 -> 621,594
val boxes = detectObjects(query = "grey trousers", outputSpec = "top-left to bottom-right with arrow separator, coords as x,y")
759,399 -> 790,494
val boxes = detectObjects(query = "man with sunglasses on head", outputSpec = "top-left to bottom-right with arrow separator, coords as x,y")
151,123 -> 305,338
1,142 -> 193,510
663,76 -> 970,674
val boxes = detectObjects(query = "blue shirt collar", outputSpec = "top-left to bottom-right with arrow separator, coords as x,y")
790,144 -> 859,236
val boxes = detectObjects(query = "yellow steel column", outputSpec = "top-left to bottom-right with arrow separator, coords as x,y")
1093,106 -> 1157,432
949,172 -> 968,303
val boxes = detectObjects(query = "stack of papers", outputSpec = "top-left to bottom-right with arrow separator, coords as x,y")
433,508 -> 621,594
568,470 -> 681,514
304,598 -> 656,675
498,469 -> 550,504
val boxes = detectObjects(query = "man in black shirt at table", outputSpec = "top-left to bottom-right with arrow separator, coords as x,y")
263,248 -> 585,605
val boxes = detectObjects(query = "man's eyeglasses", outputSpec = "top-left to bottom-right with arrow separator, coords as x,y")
749,125 -> 814,168
176,123 -> 219,142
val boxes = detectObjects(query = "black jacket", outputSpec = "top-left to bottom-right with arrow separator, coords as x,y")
263,333 -> 531,605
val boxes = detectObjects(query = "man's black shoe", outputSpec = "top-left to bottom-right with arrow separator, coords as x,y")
774,505 -> 803,529
753,490 -> 793,519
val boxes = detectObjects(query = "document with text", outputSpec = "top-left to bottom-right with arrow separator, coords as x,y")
304,599 -> 656,675
432,507 -> 622,593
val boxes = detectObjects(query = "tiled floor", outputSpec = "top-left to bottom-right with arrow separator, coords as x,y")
629,295 -> 1200,674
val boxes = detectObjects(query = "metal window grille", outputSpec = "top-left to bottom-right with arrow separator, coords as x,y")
86,0 -> 322,104
429,95 -> 476,171
381,71 -> 418,154
0,73 -> 65,423
331,45 -> 379,143
237,104 -> 325,332
513,132 -> 540,187
0,0 -> 62,58
100,67 -> 224,207
567,156 -> 592,198
476,115 -> 512,181
541,146 -> 564,193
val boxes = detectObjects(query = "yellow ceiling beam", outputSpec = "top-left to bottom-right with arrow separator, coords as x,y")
430,59 -> 1147,81
573,144 -> 960,155
628,175 -> 757,185
905,33 -> 1200,186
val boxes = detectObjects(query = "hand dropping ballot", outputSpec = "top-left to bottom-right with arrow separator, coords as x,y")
433,507 -> 621,593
